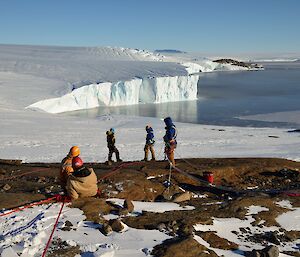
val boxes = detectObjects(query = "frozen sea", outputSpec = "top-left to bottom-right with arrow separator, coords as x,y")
65,62 -> 300,128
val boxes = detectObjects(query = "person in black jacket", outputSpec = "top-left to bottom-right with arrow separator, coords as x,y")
144,125 -> 156,161
106,128 -> 122,164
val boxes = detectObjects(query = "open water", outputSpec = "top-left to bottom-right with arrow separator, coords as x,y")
66,62 -> 300,128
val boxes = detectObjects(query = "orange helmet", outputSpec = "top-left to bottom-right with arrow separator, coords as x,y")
69,146 -> 80,157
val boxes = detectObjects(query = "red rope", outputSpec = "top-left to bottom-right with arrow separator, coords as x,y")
98,162 -> 140,182
0,197 -> 56,217
284,192 -> 300,197
41,200 -> 65,257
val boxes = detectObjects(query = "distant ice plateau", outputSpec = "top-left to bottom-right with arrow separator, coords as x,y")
0,44 -> 258,113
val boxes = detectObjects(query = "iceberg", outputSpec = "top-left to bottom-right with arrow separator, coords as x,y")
27,75 -> 199,113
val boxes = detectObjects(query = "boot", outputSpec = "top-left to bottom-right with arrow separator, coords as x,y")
115,148 -> 122,162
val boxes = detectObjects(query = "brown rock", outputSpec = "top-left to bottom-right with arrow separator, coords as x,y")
246,251 -> 261,257
61,220 -> 73,231
0,159 -> 22,165
71,198 -> 112,223
3,184 -> 11,191
152,236 -> 218,257
172,191 -> 191,203
37,177 -> 46,183
264,245 -> 279,257
123,199 -> 134,212
178,224 -> 193,237
118,208 -> 129,216
246,246 -> 279,257
101,223 -> 113,235
0,168 -> 6,175
196,231 -> 238,250
109,219 -> 124,232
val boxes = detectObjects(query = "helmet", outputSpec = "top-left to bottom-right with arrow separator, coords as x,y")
164,117 -> 173,127
72,156 -> 83,169
110,128 -> 115,133
69,146 -> 80,157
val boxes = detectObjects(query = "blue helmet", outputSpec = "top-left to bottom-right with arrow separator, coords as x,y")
110,128 -> 115,133
164,117 -> 173,127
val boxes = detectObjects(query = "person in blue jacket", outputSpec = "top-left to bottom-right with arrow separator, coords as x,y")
163,117 -> 177,167
144,125 -> 156,161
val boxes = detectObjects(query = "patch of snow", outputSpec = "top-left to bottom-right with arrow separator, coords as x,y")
247,186 -> 259,190
147,174 -> 164,180
246,205 -> 269,215
202,202 -> 223,205
275,200 -> 294,209
192,194 -> 208,199
106,198 -> 194,214
194,207 -> 300,255
276,208 -> 300,231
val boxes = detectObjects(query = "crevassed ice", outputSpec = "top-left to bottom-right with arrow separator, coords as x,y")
27,75 -> 199,114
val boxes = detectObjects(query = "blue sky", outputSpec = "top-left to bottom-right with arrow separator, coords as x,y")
0,0 -> 299,53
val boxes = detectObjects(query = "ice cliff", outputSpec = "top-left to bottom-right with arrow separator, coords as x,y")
28,75 -> 199,113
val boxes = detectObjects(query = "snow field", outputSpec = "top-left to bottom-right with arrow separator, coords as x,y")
194,203 -> 300,257
0,199 -> 195,256
1,200 -> 299,256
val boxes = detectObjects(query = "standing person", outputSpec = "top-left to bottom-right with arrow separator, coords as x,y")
163,117 -> 177,167
144,125 -> 156,161
66,156 -> 98,200
106,128 -> 122,165
61,146 -> 80,185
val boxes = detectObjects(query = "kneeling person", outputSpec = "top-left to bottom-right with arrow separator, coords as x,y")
66,157 -> 98,200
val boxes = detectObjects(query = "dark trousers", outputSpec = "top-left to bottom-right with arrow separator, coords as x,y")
108,146 -> 120,161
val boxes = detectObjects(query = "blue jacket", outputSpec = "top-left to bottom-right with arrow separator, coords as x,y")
163,117 -> 177,144
146,127 -> 155,145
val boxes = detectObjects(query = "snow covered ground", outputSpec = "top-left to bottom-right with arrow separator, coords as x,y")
1,200 -> 299,256
0,201 -> 175,256
194,203 -> 300,257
